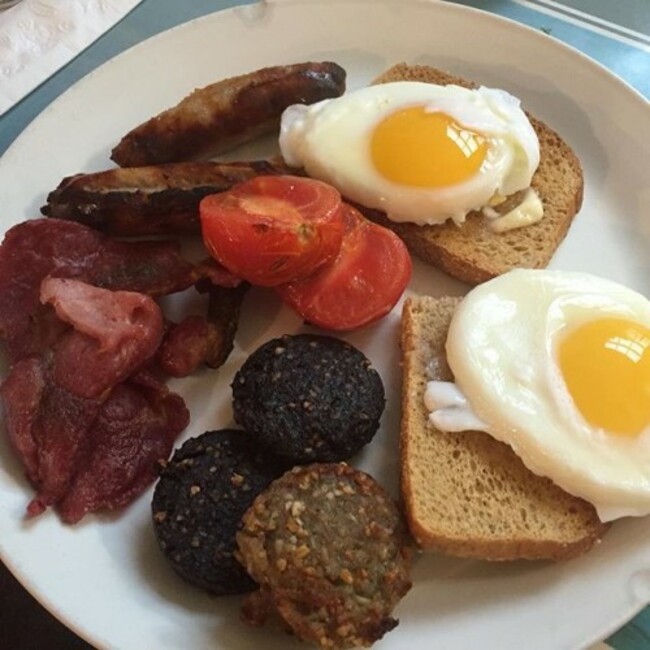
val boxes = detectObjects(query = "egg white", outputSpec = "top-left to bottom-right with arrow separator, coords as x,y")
279,82 -> 540,225
433,269 -> 650,522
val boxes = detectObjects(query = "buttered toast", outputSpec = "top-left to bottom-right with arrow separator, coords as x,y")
368,63 -> 584,285
400,295 -> 608,560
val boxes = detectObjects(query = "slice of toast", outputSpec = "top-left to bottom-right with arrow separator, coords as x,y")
366,63 -> 584,285
400,295 -> 608,560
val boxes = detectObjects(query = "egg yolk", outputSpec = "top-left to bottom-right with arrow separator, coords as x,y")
370,106 -> 487,187
559,317 -> 650,436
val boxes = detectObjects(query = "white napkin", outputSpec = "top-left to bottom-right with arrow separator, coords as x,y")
0,0 -> 144,117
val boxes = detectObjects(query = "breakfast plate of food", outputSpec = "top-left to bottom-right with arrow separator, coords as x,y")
0,1 -> 648,649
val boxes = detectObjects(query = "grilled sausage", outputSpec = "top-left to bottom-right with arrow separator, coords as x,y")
41,160 -> 291,236
110,62 -> 346,167
203,281 -> 249,369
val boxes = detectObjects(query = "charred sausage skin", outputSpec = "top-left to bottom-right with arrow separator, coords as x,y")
41,160 -> 291,236
111,61 -> 346,167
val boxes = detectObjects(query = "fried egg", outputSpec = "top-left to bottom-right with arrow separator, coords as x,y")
425,269 -> 650,522
279,82 -> 540,225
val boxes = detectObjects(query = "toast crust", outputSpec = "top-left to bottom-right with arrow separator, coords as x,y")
368,63 -> 584,285
400,295 -> 608,561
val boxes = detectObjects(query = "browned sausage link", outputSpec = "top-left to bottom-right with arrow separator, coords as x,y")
156,282 -> 249,377
110,62 -> 346,167
40,160 -> 292,236
203,281 -> 250,369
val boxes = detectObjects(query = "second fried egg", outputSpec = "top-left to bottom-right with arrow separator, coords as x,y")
425,269 -> 650,522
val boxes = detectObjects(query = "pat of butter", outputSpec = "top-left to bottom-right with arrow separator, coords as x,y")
484,188 -> 544,233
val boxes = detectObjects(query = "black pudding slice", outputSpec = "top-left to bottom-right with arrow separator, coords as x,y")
151,429 -> 286,595
231,334 -> 385,464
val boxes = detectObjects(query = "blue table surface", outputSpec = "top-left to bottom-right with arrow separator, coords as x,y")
0,1 -> 648,649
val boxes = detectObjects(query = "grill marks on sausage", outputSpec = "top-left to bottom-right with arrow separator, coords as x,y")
110,62 -> 346,167
41,160 -> 292,236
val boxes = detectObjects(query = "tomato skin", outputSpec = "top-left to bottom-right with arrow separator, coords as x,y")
276,204 -> 412,330
199,175 -> 344,287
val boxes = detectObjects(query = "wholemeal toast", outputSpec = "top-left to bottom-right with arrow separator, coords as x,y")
400,295 -> 608,560
366,63 -> 584,285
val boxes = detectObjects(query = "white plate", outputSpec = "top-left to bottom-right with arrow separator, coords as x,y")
0,1 -> 649,649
